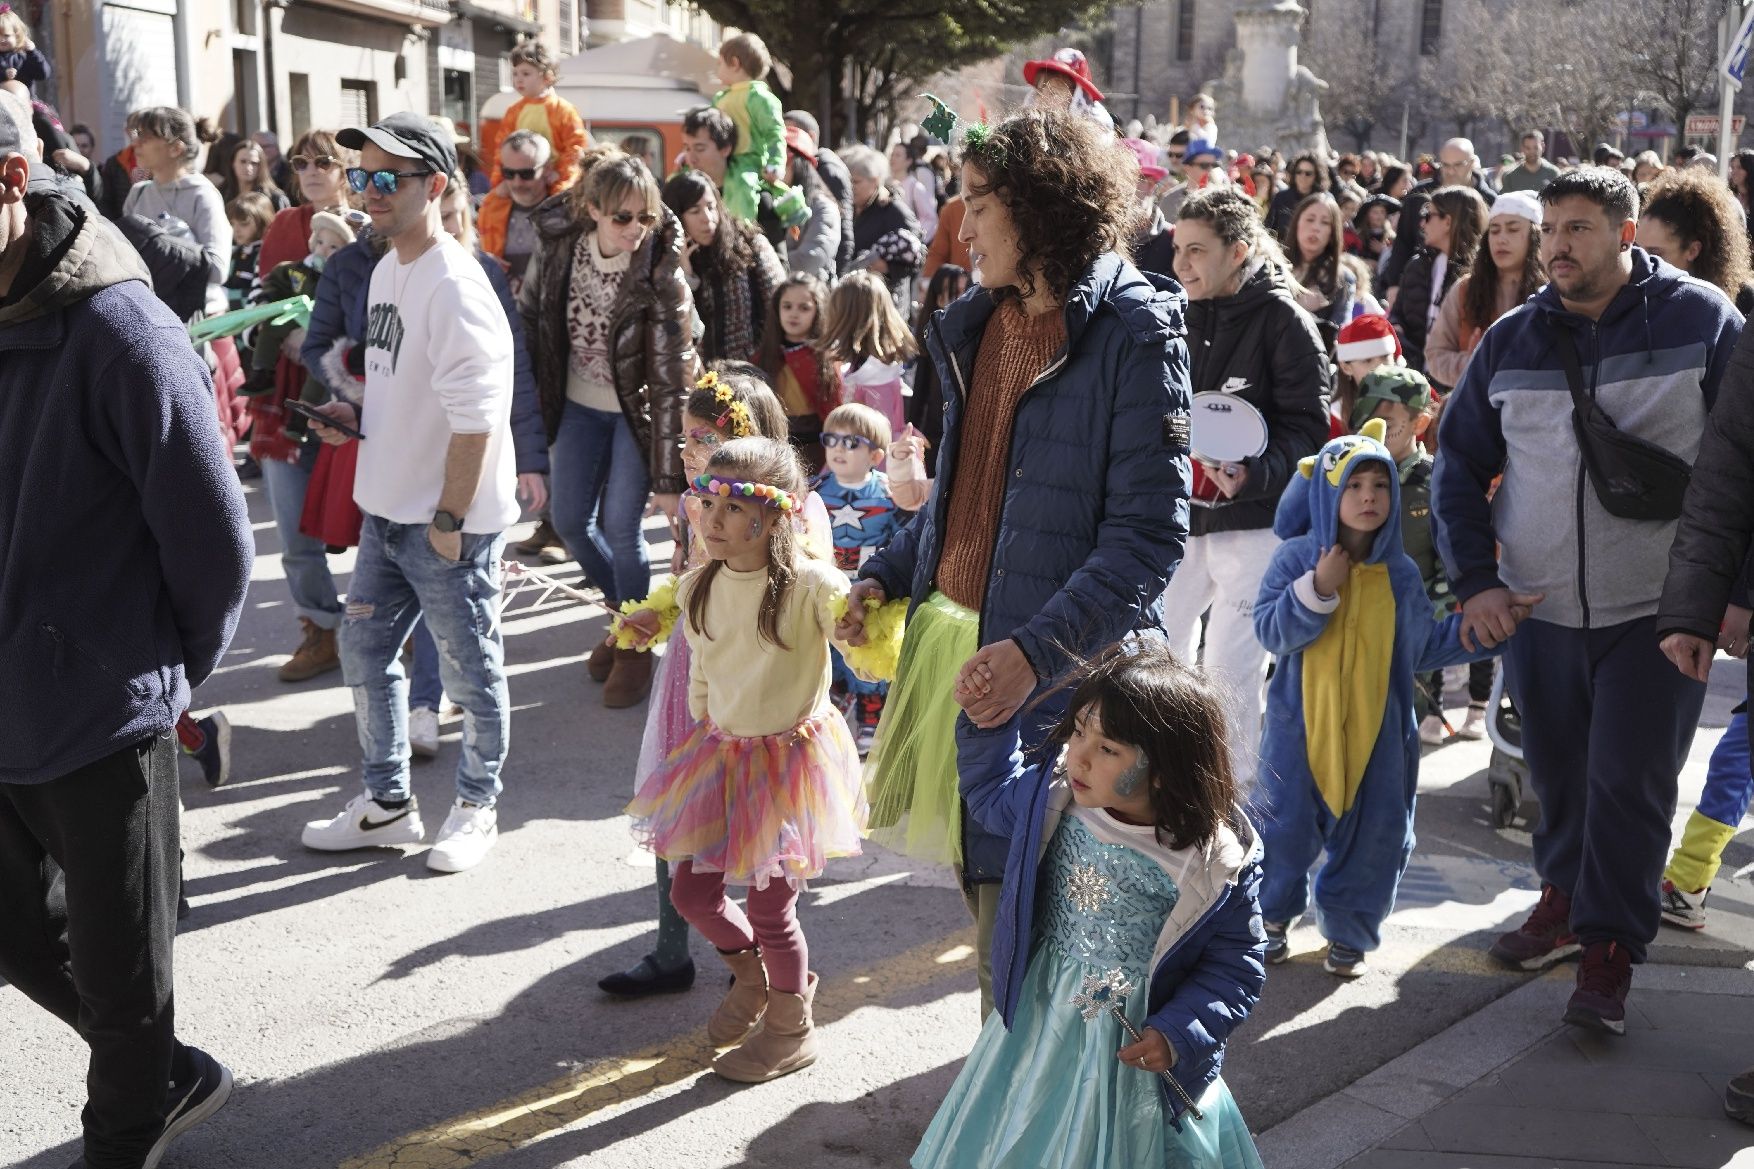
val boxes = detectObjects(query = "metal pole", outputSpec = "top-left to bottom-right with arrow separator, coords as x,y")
1721,0 -> 1739,180
1399,100 -> 1410,161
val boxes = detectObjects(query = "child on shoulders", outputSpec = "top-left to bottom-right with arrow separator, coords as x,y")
481,42 -> 588,194
710,32 -> 785,225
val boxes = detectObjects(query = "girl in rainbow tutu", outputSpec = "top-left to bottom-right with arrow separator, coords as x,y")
625,435 -> 867,1083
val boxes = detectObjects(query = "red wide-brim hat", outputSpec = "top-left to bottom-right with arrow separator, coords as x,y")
1023,53 -> 1105,104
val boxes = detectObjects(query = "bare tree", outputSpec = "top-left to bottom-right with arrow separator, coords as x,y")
1304,0 -> 1405,151
1611,0 -> 1721,129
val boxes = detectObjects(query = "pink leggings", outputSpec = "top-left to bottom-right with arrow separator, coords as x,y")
668,860 -> 808,994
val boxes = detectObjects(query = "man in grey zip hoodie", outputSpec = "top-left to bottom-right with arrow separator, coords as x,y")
1433,168 -> 1741,1039
0,92 -> 250,1168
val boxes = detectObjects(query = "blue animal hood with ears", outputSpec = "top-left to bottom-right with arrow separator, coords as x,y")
1271,418 -> 1403,563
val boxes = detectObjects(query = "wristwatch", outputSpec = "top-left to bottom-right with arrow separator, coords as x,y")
432,510 -> 462,533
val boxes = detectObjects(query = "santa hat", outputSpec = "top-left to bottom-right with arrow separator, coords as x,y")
1121,137 -> 1166,182
1336,314 -> 1402,364
1023,47 -> 1105,103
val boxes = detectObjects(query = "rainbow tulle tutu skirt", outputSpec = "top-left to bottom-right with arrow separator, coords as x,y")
627,708 -> 867,890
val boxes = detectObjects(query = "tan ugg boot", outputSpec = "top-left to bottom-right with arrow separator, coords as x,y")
603,647 -> 652,708
713,972 -> 819,1083
279,619 -> 339,682
586,636 -> 615,683
708,947 -> 768,1046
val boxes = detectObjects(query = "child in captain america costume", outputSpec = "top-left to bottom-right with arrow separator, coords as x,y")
1252,421 -> 1539,976
814,403 -> 902,750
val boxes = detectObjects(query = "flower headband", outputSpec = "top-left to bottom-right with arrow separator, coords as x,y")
689,473 -> 798,513
695,370 -> 754,438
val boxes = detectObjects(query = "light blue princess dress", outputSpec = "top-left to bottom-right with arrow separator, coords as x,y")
913,813 -> 1264,1169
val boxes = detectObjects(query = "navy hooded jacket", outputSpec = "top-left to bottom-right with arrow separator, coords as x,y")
0,191 -> 252,783
858,253 -> 1192,880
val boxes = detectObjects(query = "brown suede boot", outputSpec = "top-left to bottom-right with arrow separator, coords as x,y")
586,636 -> 615,683
603,647 -> 652,708
279,618 -> 340,682
708,947 -> 768,1046
714,972 -> 819,1083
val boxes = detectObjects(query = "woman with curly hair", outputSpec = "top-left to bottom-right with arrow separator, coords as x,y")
838,108 -> 1192,1022
662,170 -> 786,363
1638,168 -> 1754,315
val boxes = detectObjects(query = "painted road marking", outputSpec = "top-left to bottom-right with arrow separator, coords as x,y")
339,933 -> 978,1169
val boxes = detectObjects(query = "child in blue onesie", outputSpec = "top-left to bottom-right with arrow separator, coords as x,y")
1252,421 -> 1540,976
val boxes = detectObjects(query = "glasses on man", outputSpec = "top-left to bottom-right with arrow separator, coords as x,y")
608,210 -> 658,227
502,167 -> 539,181
291,154 -> 340,172
821,432 -> 879,451
346,167 -> 432,195
1188,159 -> 1216,171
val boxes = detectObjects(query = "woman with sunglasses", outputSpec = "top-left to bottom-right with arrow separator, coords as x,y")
520,147 -> 700,708
661,169 -> 785,365
1266,152 -> 1330,237
245,128 -> 360,683
1387,184 -> 1487,377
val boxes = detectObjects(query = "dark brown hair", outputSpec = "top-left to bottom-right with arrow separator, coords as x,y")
1462,210 -> 1546,334
756,272 -> 837,414
661,169 -> 758,277
287,129 -> 357,207
1046,639 -> 1240,851
1640,168 -> 1754,306
225,191 -> 276,240
957,108 -> 1136,304
509,41 -> 557,78
1427,184 -> 1489,262
683,438 -> 807,650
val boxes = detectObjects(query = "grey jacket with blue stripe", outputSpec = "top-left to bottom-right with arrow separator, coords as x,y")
1432,248 -> 1743,629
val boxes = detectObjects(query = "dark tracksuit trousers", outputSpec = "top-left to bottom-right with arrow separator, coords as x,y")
0,734 -> 183,1168
1506,617 -> 1706,963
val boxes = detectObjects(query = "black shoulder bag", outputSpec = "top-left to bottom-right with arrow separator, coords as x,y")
1551,325 -> 1691,522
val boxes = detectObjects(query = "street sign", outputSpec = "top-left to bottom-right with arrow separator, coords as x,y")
1685,113 -> 1746,136
1726,1 -> 1754,87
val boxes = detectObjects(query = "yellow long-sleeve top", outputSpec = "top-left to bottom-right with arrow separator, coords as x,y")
681,555 -> 850,738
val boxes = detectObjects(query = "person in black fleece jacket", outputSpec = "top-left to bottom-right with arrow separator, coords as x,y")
1166,187 -> 1331,781
0,93 -> 251,1169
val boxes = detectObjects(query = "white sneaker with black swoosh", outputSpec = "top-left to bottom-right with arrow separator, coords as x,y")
301,792 -> 426,851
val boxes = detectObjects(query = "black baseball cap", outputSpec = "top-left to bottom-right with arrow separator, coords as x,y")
337,112 -> 458,182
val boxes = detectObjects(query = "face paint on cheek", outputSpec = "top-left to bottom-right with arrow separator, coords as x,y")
750,517 -> 763,540
1113,753 -> 1149,798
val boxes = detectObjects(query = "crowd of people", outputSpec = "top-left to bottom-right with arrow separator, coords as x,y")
3,18 -> 1754,1169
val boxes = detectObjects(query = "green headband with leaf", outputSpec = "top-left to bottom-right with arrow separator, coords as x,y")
921,94 -> 1004,168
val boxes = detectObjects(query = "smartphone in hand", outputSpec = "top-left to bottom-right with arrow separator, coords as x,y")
286,399 -> 364,440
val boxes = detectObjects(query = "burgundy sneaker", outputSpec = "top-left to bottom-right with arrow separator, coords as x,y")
1489,884 -> 1581,970
1563,940 -> 1632,1035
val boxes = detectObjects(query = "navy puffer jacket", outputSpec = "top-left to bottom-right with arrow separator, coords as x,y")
860,253 -> 1192,880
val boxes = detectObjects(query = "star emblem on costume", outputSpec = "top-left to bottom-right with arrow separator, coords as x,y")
830,500 -> 888,532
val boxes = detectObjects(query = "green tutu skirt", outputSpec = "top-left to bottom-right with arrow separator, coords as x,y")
864,592 -> 980,866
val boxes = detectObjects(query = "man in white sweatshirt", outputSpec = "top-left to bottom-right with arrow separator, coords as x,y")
302,113 -> 518,873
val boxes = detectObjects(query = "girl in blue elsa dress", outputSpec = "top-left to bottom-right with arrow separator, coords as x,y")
914,640 -> 1266,1169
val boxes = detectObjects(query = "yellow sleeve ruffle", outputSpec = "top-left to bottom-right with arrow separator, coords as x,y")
613,575 -> 681,651
828,593 -> 907,682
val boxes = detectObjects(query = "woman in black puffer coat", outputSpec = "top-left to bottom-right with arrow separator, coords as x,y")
1168,186 -> 1331,781
1389,184 -> 1487,375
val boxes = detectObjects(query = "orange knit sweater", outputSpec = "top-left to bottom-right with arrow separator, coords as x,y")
934,298 -> 1067,609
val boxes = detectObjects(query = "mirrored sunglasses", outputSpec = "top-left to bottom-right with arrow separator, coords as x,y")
347,167 -> 431,195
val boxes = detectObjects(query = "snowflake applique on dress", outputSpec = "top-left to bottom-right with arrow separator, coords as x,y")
1064,861 -> 1111,913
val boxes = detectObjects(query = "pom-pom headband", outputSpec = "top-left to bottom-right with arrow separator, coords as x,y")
689,473 -> 799,513
695,370 -> 753,438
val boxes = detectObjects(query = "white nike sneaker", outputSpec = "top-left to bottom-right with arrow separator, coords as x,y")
301,792 -> 425,851
427,800 -> 498,873
409,706 -> 440,759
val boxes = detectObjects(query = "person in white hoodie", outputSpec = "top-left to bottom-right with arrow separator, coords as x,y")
122,107 -> 230,317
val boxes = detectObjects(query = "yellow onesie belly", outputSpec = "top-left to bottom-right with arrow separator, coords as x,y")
1302,562 -> 1395,817
515,101 -> 554,144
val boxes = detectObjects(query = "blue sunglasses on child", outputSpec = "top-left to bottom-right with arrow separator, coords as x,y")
346,166 -> 432,196
821,432 -> 879,451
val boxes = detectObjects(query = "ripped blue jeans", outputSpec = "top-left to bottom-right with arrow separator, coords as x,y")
339,514 -> 509,807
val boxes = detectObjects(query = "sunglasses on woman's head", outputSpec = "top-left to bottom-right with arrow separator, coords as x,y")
291,155 -> 339,172
609,210 -> 658,227
347,167 -> 431,195
821,432 -> 879,451
502,167 -> 539,181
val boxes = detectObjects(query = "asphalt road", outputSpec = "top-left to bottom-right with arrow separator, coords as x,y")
5,480 -> 1747,1169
